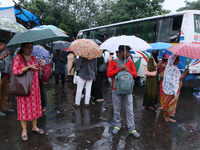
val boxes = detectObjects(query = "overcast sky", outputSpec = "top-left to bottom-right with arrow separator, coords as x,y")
0,0 -> 198,13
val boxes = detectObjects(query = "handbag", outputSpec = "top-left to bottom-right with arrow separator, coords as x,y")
144,66 -> 157,76
8,55 -> 34,96
98,63 -> 107,72
159,70 -> 165,79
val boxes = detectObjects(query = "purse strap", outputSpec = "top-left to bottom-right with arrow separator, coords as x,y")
21,54 -> 28,67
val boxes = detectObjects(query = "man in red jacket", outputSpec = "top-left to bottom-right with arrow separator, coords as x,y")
107,45 -> 140,138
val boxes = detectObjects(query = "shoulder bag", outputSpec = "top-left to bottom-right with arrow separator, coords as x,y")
144,66 -> 157,76
9,55 -> 34,96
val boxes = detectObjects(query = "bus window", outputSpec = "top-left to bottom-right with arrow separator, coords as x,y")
89,30 -> 95,39
170,16 -> 183,43
194,14 -> 200,33
137,20 -> 156,43
157,18 -> 173,42
109,27 -> 117,37
115,26 -> 122,36
82,31 -> 88,38
122,23 -> 137,35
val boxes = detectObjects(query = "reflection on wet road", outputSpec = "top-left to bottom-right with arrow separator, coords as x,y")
1,79 -> 200,150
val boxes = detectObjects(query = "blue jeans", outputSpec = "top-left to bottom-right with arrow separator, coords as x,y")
112,90 -> 135,131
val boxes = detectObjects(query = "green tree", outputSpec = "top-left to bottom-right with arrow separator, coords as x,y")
177,0 -> 200,11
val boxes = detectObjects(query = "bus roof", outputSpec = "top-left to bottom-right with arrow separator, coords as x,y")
79,10 -> 200,32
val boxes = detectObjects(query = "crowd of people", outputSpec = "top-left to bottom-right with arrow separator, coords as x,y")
0,39 -> 189,142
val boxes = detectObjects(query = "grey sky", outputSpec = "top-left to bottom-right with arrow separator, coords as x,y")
0,0 -> 198,13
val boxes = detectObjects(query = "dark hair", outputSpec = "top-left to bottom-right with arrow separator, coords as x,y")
110,52 -> 114,55
118,45 -> 131,52
0,40 -> 7,44
18,42 -> 33,54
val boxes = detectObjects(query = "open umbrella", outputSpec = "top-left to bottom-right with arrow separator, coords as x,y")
0,17 -> 27,42
13,45 -> 52,64
167,43 -> 200,59
52,41 -> 71,51
34,25 -> 67,34
99,35 -> 152,51
7,28 -> 69,48
69,39 -> 102,60
148,42 -> 173,50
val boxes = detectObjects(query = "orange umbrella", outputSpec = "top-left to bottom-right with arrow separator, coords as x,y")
69,39 -> 103,60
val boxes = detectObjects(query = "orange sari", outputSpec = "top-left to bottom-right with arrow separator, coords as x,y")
162,82 -> 182,117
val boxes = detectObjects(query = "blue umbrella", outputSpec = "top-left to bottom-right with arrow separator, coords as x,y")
147,42 -> 173,50
13,45 -> 52,64
146,42 -> 173,58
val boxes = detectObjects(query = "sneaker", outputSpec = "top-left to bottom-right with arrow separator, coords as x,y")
129,130 -> 140,138
112,127 -> 120,135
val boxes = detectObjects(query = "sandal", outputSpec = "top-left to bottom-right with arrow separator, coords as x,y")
96,99 -> 104,102
84,104 -> 89,107
52,92 -> 58,96
165,118 -> 176,123
21,135 -> 28,141
0,112 -> 6,117
6,109 -> 15,113
32,129 -> 45,135
72,104 -> 79,108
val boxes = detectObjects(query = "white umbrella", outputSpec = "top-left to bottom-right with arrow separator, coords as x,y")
99,35 -> 152,51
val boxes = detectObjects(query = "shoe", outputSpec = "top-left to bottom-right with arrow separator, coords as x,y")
112,127 -> 120,135
32,129 -> 45,135
129,130 -> 140,138
0,112 -> 6,117
6,109 -> 15,113
21,135 -> 28,141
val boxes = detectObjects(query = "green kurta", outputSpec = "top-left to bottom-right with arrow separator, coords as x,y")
143,57 -> 159,107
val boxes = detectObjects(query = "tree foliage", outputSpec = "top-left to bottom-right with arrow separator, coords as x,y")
177,0 -> 200,11
17,0 -> 170,40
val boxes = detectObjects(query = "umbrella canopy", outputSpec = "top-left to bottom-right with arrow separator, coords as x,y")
69,39 -> 102,60
7,28 -> 69,48
99,35 -> 152,51
52,41 -> 71,51
0,17 -> 27,42
35,25 -> 67,34
13,45 -> 52,64
64,48 -> 72,52
167,43 -> 200,59
148,42 -> 173,50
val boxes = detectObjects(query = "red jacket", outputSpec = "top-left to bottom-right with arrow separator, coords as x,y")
107,59 -> 137,90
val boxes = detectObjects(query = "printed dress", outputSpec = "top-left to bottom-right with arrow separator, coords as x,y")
13,54 -> 42,121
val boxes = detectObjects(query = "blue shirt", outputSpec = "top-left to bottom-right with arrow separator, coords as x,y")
53,52 -> 67,74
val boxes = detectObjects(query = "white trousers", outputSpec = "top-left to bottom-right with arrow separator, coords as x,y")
75,76 -> 93,105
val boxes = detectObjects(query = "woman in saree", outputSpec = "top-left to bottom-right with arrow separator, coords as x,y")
162,54 -> 189,122
143,50 -> 161,109
158,53 -> 170,110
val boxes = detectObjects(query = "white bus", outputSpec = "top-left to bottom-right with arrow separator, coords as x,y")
77,10 -> 200,79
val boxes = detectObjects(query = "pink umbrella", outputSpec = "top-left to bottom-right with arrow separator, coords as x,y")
167,43 -> 200,59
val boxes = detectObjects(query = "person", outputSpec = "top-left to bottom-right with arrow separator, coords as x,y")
12,42 -> 45,141
162,54 -> 189,122
91,56 -> 105,102
143,50 -> 161,110
107,45 -> 140,138
67,51 -> 75,83
73,57 -> 97,107
158,53 -> 169,110
52,49 -> 67,95
0,40 -> 15,117
106,52 -> 114,64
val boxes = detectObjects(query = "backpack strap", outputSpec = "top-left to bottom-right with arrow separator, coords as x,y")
113,59 -> 129,69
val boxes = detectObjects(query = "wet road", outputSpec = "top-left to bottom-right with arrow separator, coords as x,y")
1,78 -> 200,150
